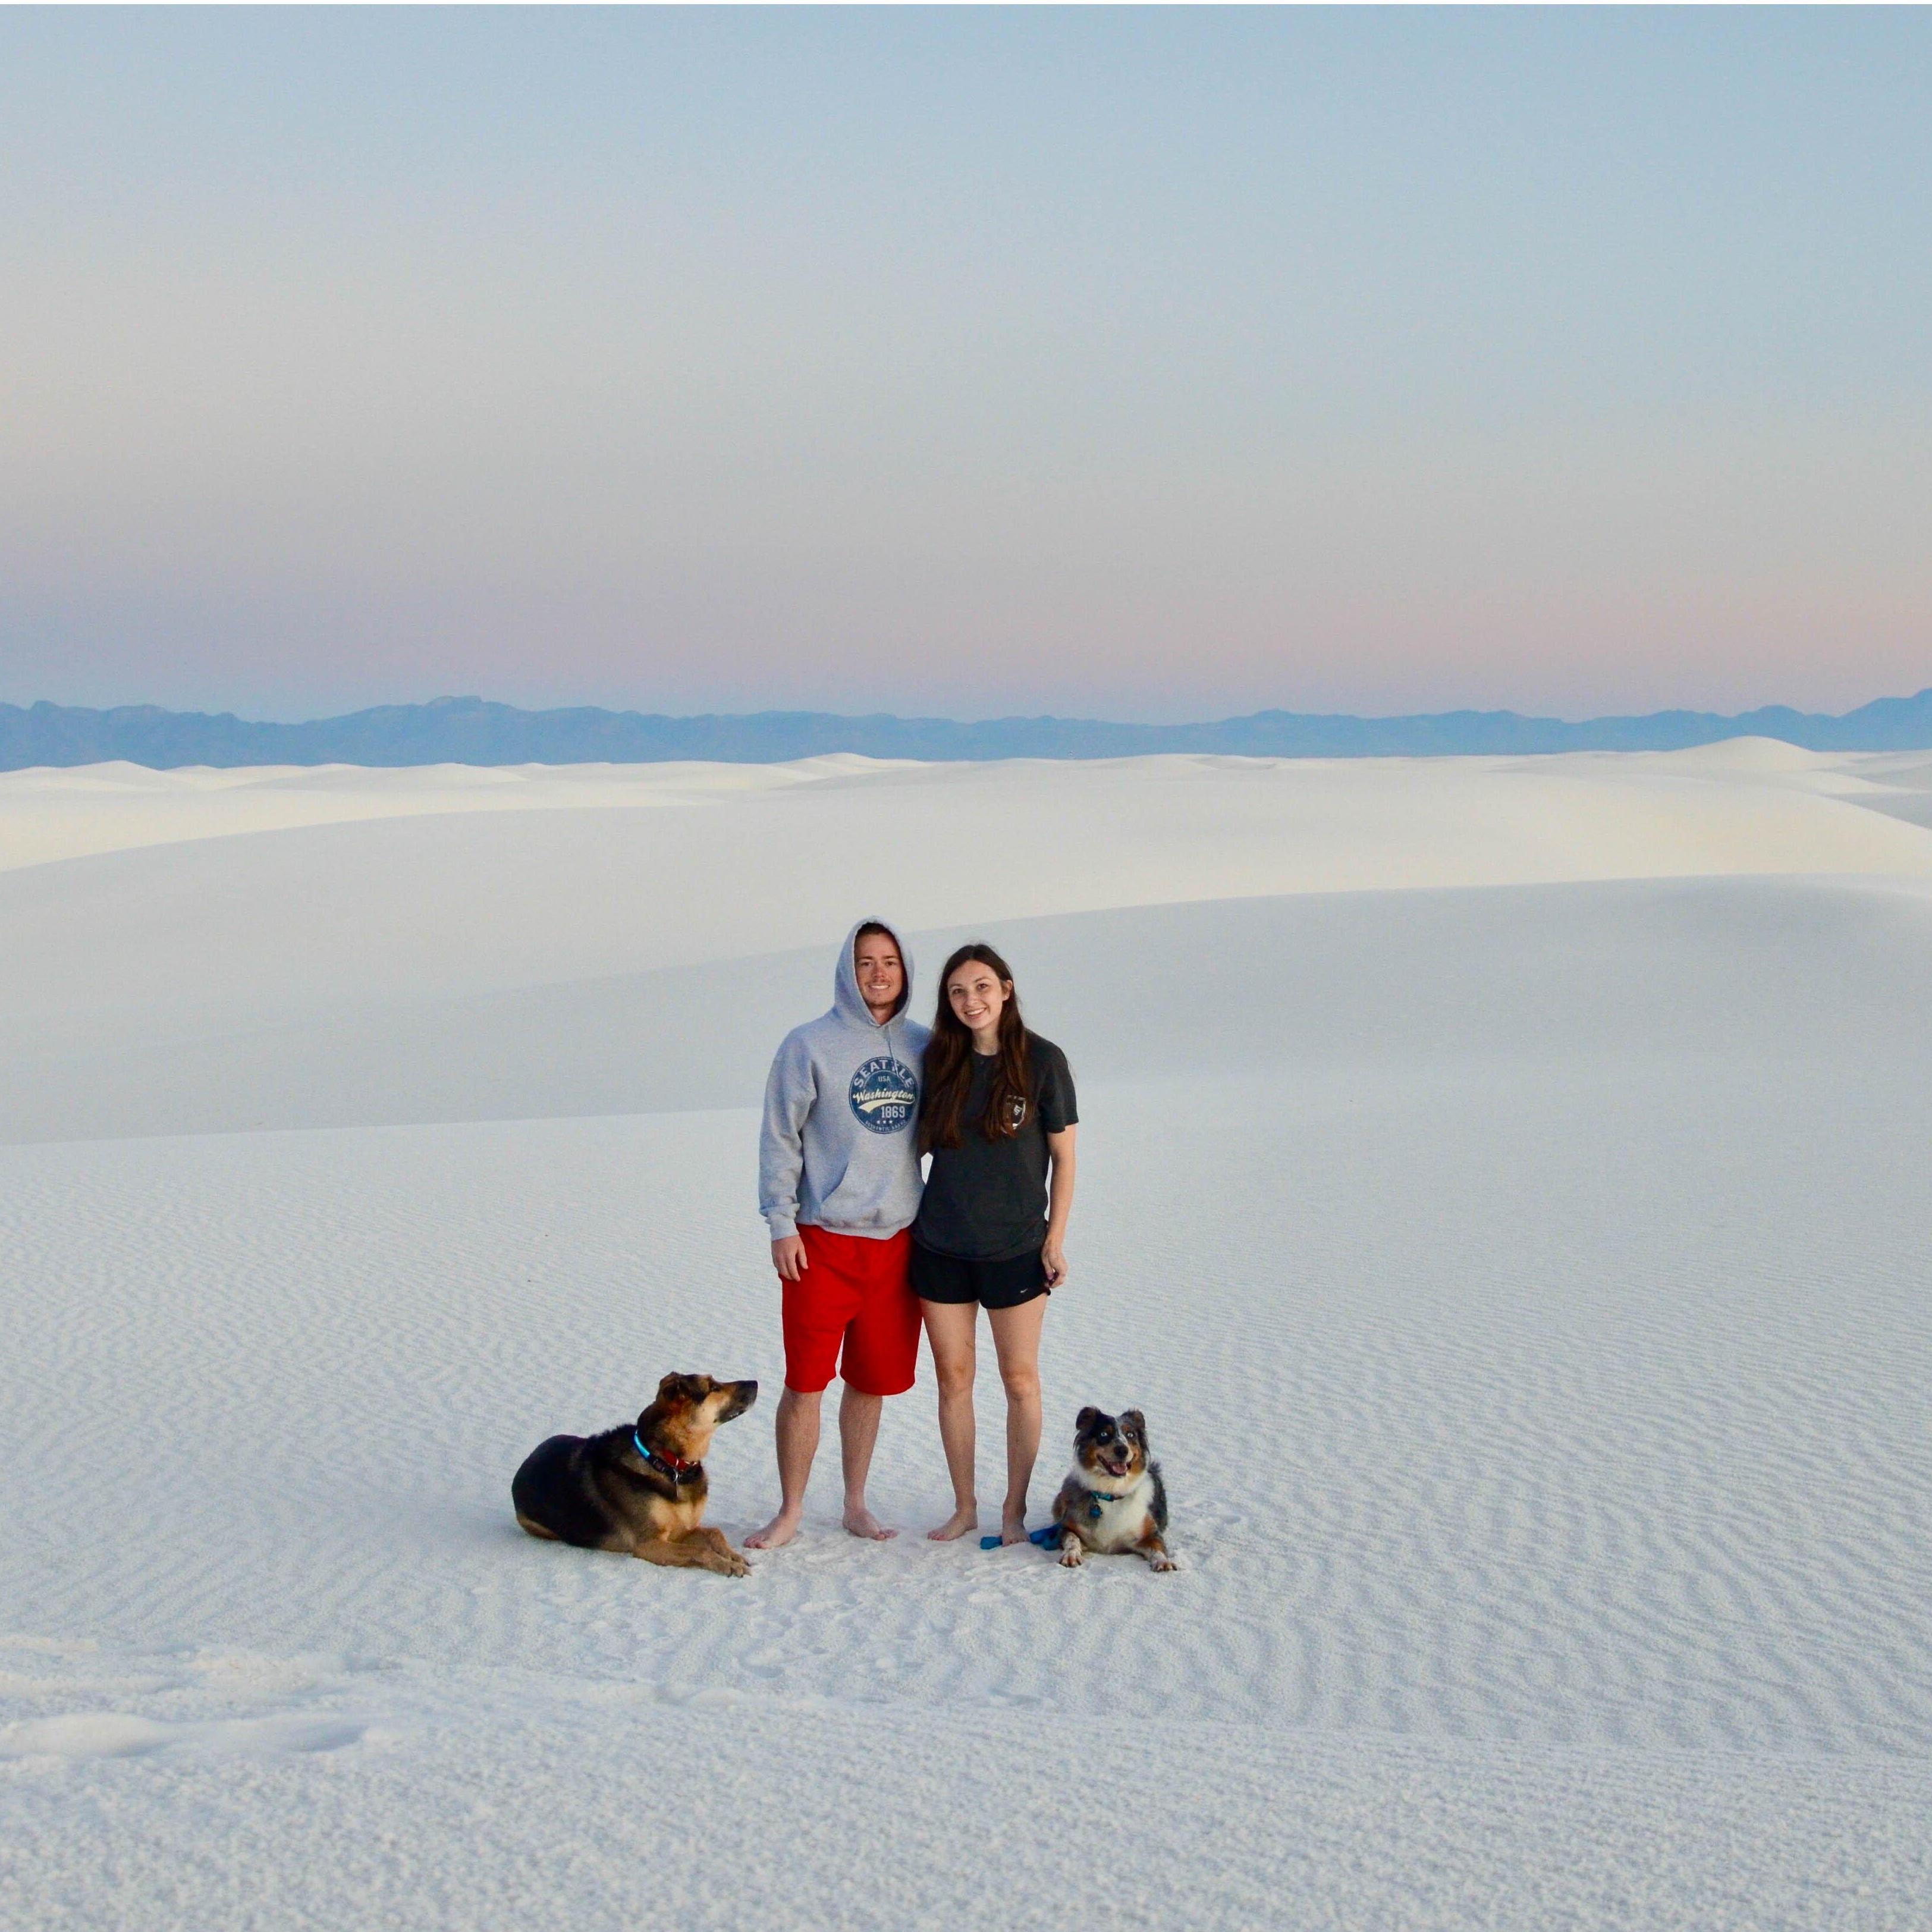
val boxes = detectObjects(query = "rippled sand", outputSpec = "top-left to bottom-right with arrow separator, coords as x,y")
4,747 -> 1931,1928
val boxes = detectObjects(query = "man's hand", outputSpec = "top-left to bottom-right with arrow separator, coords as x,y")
771,1235 -> 808,1281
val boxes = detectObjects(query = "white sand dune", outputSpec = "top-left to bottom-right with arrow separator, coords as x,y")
4,752 -> 1931,1928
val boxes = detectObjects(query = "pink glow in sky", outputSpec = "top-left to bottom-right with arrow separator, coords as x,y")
2,10 -> 1928,721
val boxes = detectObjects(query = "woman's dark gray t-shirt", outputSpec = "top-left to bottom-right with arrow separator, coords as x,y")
913,1036 -> 1077,1262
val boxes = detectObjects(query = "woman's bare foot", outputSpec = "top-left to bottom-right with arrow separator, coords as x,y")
745,1510 -> 801,1550
843,1504 -> 897,1541
1000,1511 -> 1029,1546
927,1502 -> 979,1542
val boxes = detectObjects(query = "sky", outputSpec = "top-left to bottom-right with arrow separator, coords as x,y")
2,8 -> 1929,724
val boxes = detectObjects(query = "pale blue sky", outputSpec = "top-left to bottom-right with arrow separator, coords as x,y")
3,8 -> 1928,720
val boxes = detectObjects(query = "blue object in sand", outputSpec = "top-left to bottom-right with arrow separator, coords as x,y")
980,1526 -> 1063,1550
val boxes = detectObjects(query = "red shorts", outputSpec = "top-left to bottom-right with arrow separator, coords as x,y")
781,1225 -> 921,1397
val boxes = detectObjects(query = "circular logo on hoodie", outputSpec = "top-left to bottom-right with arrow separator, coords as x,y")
849,1056 -> 918,1134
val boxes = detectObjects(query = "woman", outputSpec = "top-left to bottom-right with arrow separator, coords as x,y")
913,943 -> 1077,1545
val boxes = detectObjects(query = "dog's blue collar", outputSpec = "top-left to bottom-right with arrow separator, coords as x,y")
1084,1478 -> 1137,1518
633,1431 -> 699,1484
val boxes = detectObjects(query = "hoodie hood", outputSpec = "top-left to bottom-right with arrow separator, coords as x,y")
834,919 -> 915,1029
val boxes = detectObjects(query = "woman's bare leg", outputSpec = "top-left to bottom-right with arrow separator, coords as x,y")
988,1295 -> 1047,1544
921,1298 -> 980,1540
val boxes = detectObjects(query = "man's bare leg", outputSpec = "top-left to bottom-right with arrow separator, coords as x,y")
746,1384 -> 821,1548
838,1385 -> 897,1540
989,1296 -> 1046,1544
921,1298 -> 980,1540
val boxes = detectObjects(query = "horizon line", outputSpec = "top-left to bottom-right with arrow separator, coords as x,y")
10,686 -> 1932,731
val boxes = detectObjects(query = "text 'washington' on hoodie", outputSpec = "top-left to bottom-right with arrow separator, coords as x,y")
759,919 -> 932,1243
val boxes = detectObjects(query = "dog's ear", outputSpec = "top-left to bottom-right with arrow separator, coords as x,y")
656,1372 -> 699,1405
1075,1406 -> 1102,1432
1120,1409 -> 1146,1442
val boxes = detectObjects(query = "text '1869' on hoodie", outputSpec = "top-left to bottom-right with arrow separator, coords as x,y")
759,919 -> 931,1242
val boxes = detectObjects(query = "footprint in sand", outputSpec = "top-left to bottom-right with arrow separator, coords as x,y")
0,1711 -> 369,1761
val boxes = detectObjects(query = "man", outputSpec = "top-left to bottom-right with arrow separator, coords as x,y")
747,919 -> 928,1548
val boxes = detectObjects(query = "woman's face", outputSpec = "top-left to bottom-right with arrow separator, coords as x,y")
947,961 -> 1010,1040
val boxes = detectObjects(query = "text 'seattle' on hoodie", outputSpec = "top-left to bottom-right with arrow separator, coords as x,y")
759,919 -> 931,1242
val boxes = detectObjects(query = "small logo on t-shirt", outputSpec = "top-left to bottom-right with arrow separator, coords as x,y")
849,1056 -> 918,1134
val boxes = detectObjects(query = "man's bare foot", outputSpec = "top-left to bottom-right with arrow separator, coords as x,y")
927,1503 -> 978,1542
843,1504 -> 897,1541
1000,1512 -> 1029,1546
745,1510 -> 801,1550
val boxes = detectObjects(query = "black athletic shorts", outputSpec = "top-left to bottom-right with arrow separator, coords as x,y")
909,1241 -> 1049,1311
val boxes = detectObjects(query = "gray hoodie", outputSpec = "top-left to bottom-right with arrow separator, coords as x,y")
759,919 -> 931,1242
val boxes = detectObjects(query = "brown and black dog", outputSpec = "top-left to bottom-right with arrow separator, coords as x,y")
513,1374 -> 759,1577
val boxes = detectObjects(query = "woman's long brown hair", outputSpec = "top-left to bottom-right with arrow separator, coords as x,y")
921,943 -> 1033,1152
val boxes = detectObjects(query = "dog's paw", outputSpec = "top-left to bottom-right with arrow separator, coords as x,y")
1149,1553 -> 1179,1573
1058,1545 -> 1085,1568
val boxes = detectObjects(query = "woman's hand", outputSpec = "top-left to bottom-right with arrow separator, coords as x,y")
1043,1126 -> 1075,1292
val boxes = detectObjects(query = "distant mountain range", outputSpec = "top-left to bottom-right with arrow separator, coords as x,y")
4,689 -> 1931,769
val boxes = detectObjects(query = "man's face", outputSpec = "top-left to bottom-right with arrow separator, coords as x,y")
854,934 -> 905,1016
